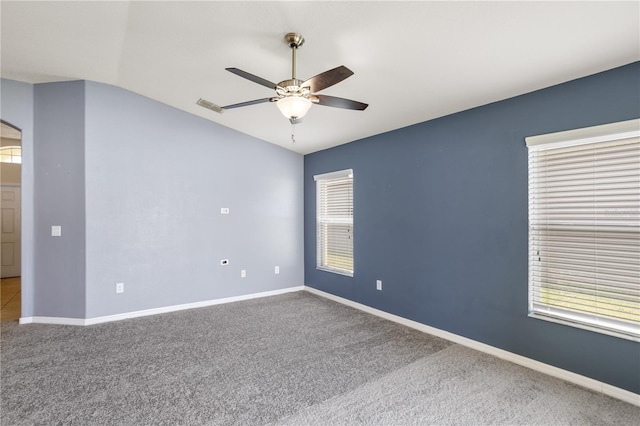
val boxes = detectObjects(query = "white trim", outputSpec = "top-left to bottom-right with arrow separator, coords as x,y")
304,286 -> 640,407
19,286 -> 304,326
525,118 -> 639,149
316,266 -> 354,277
19,316 -> 85,326
313,168 -> 353,181
529,312 -> 639,343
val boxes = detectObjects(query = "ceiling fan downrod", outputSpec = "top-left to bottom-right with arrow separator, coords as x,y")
284,33 -> 305,81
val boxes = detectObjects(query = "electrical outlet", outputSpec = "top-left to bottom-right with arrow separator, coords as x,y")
376,280 -> 382,291
241,270 -> 246,278
116,282 -> 124,293
220,207 -> 229,214
275,266 -> 280,274
220,259 -> 229,266
51,225 -> 62,237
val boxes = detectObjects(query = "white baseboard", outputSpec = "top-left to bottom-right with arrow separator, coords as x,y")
304,286 -> 640,407
19,316 -> 85,326
19,286 -> 304,327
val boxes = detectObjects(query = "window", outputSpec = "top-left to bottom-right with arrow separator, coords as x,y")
315,169 -> 354,276
526,119 -> 639,341
0,146 -> 21,164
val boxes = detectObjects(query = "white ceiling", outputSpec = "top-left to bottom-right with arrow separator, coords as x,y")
1,1 -> 638,155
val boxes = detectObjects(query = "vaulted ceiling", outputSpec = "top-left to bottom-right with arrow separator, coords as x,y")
2,1 -> 638,154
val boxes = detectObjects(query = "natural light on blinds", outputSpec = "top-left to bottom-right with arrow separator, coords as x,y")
315,169 -> 354,277
526,119 -> 640,341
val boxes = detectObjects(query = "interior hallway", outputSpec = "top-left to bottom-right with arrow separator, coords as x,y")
1,277 -> 20,321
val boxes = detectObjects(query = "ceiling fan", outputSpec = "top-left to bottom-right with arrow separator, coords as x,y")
197,33 -> 368,124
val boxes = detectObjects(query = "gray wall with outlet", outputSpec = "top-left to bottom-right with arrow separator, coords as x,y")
3,79 -> 304,319
83,81 -> 304,317
34,81 -> 88,318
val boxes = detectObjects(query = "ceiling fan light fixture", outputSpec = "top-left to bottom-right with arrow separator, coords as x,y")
277,96 -> 312,120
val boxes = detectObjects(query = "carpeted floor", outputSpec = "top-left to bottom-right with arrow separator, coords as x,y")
1,291 -> 638,425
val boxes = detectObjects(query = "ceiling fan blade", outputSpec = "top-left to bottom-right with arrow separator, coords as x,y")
196,98 -> 224,114
302,66 -> 354,93
222,98 -> 275,109
226,68 -> 278,90
313,94 -> 368,111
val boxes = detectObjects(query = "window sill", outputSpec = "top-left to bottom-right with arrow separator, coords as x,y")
528,312 -> 639,343
317,266 -> 353,277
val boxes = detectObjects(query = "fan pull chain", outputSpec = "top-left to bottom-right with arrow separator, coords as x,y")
291,123 -> 296,145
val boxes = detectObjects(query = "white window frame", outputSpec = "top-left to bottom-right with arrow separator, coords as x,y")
314,169 -> 354,277
526,119 -> 640,342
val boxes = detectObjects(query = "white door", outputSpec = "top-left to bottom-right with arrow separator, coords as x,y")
1,185 -> 21,278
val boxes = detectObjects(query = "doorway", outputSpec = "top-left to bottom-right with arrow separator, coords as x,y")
1,121 -> 22,321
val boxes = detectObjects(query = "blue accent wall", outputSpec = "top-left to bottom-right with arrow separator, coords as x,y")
304,62 -> 640,393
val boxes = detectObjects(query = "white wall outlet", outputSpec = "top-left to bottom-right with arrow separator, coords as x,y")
376,280 -> 382,291
275,266 -> 280,274
116,282 -> 124,293
51,225 -> 62,237
241,270 -> 246,278
220,207 -> 229,214
221,259 -> 229,266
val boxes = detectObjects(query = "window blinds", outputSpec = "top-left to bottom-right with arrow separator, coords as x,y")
526,120 -> 640,340
315,169 -> 354,276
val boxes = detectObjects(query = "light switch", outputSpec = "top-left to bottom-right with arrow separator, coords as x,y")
51,226 -> 62,237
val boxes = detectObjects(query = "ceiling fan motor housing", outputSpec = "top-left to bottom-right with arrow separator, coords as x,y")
276,79 -> 310,98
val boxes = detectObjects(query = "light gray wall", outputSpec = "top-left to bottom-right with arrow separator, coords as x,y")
2,78 -> 304,319
84,82 -> 304,318
33,81 -> 86,318
0,78 -> 34,317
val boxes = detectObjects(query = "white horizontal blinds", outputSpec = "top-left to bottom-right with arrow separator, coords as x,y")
527,120 -> 640,340
315,169 -> 354,276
